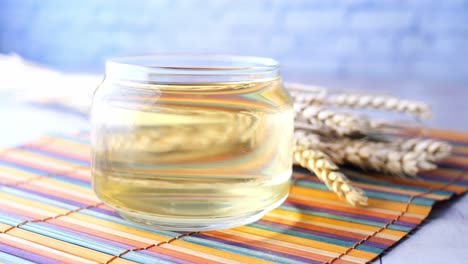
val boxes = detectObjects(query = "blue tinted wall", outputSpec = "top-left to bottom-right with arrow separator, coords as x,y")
1,0 -> 467,81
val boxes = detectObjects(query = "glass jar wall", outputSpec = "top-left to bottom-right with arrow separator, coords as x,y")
91,55 -> 294,230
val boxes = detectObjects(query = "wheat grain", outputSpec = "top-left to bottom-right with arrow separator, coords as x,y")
293,129 -> 321,147
293,144 -> 368,206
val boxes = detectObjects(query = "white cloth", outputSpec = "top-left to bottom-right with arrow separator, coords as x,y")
0,53 -> 100,114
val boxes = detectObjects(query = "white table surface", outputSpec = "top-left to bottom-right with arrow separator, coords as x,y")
1,87 -> 467,264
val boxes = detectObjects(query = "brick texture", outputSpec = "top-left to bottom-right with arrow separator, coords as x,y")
0,0 -> 467,82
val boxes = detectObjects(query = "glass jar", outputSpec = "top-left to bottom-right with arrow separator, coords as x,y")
91,55 -> 294,231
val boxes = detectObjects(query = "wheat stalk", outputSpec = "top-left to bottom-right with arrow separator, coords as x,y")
293,144 -> 368,206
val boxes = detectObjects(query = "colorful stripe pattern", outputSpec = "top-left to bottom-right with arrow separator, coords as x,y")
0,130 -> 467,264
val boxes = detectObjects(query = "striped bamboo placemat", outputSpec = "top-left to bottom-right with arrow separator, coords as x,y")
0,130 -> 467,264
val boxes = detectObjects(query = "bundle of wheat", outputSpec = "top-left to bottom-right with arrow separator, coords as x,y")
288,83 -> 451,206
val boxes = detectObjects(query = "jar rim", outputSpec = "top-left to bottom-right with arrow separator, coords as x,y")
105,54 -> 280,83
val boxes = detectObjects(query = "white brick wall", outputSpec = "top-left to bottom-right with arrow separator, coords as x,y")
0,0 -> 467,82
349,10 -> 414,31
285,10 -> 345,32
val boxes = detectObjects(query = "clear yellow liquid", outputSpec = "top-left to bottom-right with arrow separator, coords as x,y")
91,78 -> 293,227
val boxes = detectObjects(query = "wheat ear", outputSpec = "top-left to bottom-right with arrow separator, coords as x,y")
327,93 -> 431,119
392,138 -> 452,161
341,139 -> 434,175
287,82 -> 327,106
324,138 -> 436,175
293,145 -> 368,206
294,129 -> 441,176
295,105 -> 370,136
286,82 -> 432,119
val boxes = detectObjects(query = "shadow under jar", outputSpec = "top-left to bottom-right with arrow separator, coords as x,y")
91,55 -> 294,231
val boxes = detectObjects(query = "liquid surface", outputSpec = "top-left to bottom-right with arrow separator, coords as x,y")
91,78 -> 294,222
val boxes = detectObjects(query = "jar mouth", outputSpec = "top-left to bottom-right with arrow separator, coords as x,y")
105,54 -> 280,83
